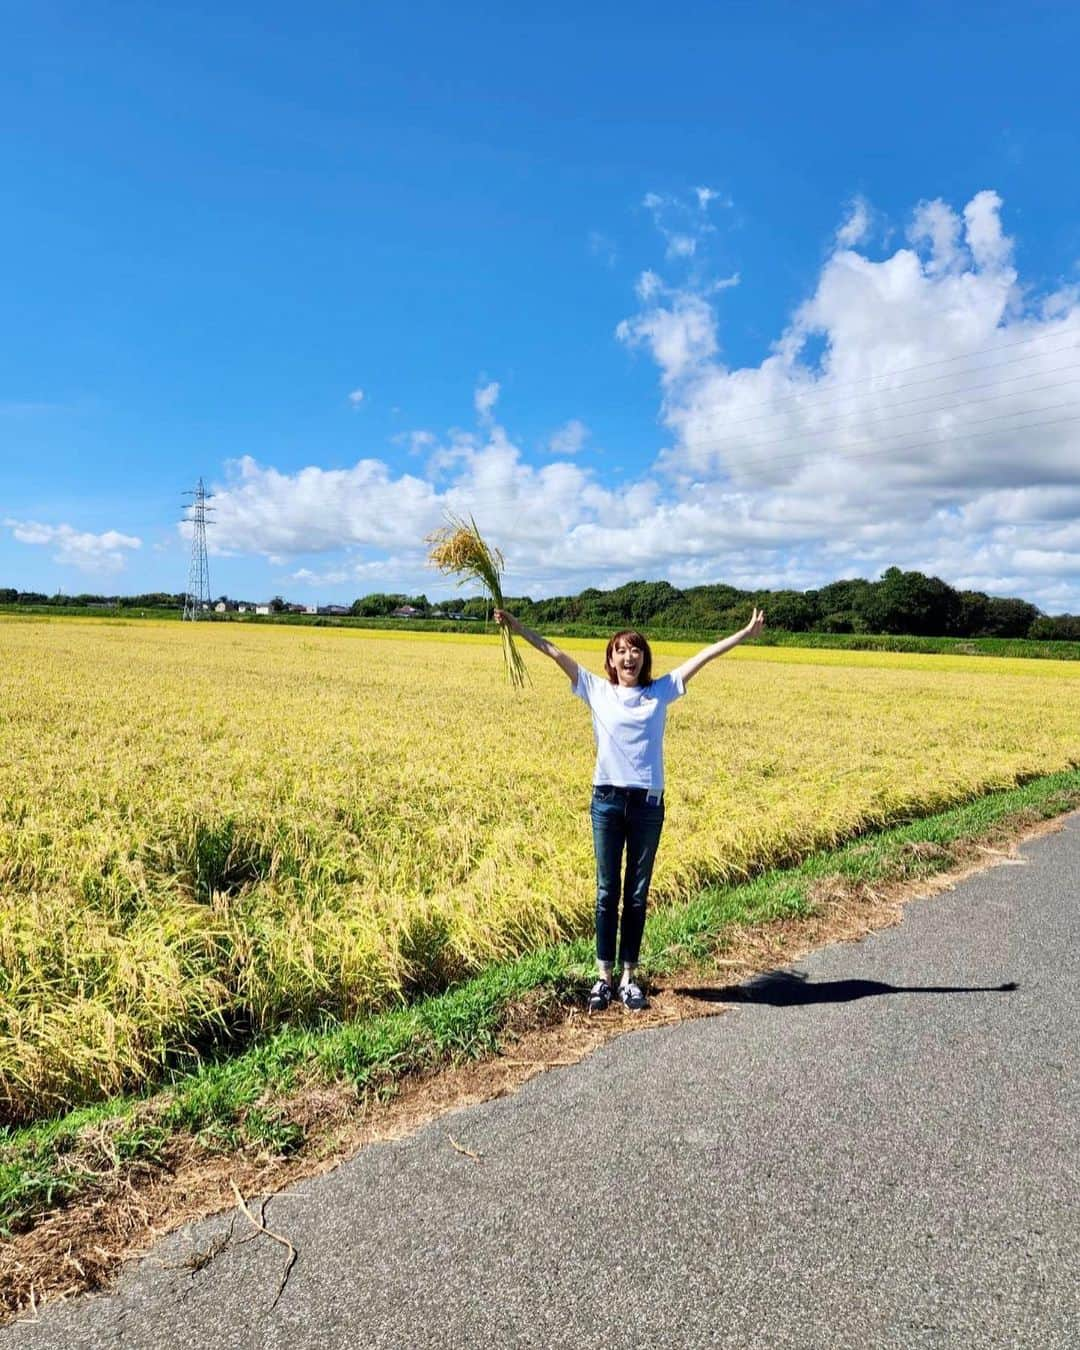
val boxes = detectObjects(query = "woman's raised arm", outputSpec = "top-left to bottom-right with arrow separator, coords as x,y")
494,609 -> 579,684
671,608 -> 765,686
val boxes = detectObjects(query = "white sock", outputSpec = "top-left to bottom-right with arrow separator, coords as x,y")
597,961 -> 614,985
621,964 -> 637,988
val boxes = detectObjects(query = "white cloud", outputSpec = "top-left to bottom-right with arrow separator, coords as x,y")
964,189 -> 1012,271
1012,548 -> 1080,575
474,381 -> 500,421
636,270 -> 664,301
666,233 -> 697,259
292,555 -> 434,590
4,520 -> 142,574
836,196 -> 871,248
291,566 -> 349,585
203,456 -> 441,557
641,189 -> 722,265
908,198 -> 963,275
548,419 -> 589,456
711,273 -> 741,293
397,429 -> 437,457
616,287 -> 719,385
348,388 -> 365,407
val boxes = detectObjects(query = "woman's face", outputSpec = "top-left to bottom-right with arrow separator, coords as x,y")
610,636 -> 645,686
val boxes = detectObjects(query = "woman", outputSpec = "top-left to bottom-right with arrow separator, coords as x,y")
493,606 -> 766,1012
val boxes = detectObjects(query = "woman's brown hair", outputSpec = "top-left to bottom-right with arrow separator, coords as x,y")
604,630 -> 653,686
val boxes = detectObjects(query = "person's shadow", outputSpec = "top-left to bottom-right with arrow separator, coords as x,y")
679,970 -> 1018,1006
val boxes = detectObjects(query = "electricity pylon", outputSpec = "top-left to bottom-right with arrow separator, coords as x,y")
182,478 -> 214,620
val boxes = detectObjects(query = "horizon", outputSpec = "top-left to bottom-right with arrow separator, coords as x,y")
3,563 -> 1070,620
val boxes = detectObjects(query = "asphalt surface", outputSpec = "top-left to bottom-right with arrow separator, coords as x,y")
6,815 -> 1079,1349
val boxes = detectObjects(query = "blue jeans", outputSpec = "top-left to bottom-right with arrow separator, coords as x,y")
590,785 -> 666,966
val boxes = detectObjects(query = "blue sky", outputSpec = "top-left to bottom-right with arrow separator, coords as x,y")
3,2 -> 1080,610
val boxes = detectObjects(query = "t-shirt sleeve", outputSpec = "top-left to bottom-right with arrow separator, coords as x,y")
654,670 -> 686,704
572,666 -> 600,706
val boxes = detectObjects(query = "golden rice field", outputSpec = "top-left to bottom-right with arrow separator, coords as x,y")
1,616 -> 1079,1123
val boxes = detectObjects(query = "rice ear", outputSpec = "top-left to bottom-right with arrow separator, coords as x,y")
425,515 -> 528,688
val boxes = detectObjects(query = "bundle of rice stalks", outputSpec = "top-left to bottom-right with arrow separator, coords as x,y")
426,514 -> 530,689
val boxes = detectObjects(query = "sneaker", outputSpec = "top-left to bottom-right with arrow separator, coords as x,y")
588,979 -> 613,1013
619,981 -> 648,1011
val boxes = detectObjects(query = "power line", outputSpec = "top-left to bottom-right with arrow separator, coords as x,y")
615,328 -> 1080,479
676,373 -> 1080,463
687,323 -> 1080,426
686,347 -> 1080,437
714,409 -> 1080,481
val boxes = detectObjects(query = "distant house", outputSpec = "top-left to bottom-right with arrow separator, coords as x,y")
214,602 -> 227,613
255,604 -> 272,616
391,605 -> 423,618
236,604 -> 249,614
318,604 -> 350,616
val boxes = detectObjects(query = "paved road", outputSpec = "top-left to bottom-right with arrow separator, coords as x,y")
7,816 -> 1079,1349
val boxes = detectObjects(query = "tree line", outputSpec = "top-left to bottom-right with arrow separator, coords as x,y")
345,569 -> 1080,640
0,590 -> 188,609
5,570 -> 1079,639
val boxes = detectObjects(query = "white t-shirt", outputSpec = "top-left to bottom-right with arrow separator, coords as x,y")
573,666 -> 686,790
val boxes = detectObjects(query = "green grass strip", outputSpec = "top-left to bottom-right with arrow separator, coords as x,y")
2,767 -> 1078,1237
